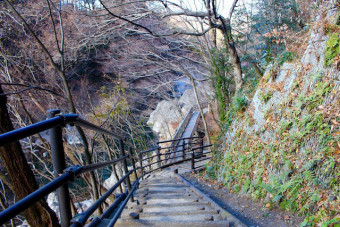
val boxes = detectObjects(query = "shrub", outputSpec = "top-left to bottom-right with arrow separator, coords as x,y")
324,33 -> 340,67
232,96 -> 248,112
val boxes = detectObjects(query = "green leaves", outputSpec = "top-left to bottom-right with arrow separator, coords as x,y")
232,96 -> 248,112
324,33 -> 340,67
260,90 -> 274,103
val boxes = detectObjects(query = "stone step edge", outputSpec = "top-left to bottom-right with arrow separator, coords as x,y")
139,209 -> 219,217
175,173 -> 247,227
135,192 -> 195,199
135,190 -> 189,195
114,219 -> 230,227
139,184 -> 188,188
129,201 -> 210,208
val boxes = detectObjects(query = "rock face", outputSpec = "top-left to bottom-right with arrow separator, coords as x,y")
251,63 -> 298,134
148,100 -> 185,141
225,3 -> 338,144
147,82 -> 213,141
218,3 -> 340,225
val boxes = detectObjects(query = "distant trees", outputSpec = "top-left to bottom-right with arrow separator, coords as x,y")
0,0 -> 189,224
152,0 -> 244,94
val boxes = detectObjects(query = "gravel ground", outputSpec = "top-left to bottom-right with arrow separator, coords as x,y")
181,172 -> 305,227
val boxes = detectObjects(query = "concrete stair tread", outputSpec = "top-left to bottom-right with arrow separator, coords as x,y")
140,197 -> 200,204
131,201 -> 210,208
136,194 -> 195,199
140,214 -> 221,221
136,190 -> 188,195
139,210 -> 219,217
143,205 -> 209,212
139,184 -> 188,188
141,179 -> 178,182
113,219 -> 230,227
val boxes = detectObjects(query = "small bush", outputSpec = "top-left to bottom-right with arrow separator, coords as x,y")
276,51 -> 296,65
324,33 -> 340,67
232,96 -> 248,112
260,90 -> 274,103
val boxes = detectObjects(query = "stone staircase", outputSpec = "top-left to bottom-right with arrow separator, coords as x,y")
111,171 -> 246,227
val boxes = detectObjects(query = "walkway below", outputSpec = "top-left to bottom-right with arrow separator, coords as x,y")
172,110 -> 200,161
181,110 -> 200,139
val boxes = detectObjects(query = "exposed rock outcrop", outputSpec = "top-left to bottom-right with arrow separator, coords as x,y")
147,82 -> 214,141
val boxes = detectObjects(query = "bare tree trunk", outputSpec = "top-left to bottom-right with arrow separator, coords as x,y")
228,45 -> 243,94
0,84 -> 59,227
189,77 -> 211,145
214,0 -> 243,94
219,19 -> 243,94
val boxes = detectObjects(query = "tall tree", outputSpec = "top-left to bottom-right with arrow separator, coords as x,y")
0,84 -> 59,227
160,0 -> 243,94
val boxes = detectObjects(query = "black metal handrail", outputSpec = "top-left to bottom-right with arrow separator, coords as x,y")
0,114 -> 123,147
0,115 -> 64,146
70,169 -> 136,227
106,179 -> 140,227
0,108 -> 213,227
0,110 -> 136,227
81,155 -> 129,173
0,165 -> 81,224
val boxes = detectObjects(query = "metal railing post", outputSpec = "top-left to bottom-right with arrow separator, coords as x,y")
157,146 -> 161,168
139,152 -> 144,180
182,139 -> 186,160
200,136 -> 204,157
128,147 -> 138,180
47,109 -> 72,227
191,152 -> 195,170
119,139 -> 133,202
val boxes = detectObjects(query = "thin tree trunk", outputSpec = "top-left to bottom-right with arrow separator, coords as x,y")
0,84 -> 59,227
217,0 -> 243,94
189,77 -> 211,145
102,135 -> 123,194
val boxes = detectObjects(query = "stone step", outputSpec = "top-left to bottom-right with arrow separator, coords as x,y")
113,219 -> 231,227
139,184 -> 188,188
141,178 -> 178,182
140,180 -> 180,184
120,209 -> 221,220
140,209 -> 219,217
141,213 -> 221,221
137,187 -> 189,193
139,197 -> 200,205
135,189 -> 190,195
130,201 -> 210,208
142,205 -> 207,213
136,194 -> 195,200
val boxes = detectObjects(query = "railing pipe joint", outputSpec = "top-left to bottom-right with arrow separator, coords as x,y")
64,165 -> 83,181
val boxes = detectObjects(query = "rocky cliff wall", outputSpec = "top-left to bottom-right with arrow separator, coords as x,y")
214,3 -> 339,225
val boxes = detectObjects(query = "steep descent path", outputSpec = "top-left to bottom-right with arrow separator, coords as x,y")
103,109 -> 245,226
113,162 -> 246,227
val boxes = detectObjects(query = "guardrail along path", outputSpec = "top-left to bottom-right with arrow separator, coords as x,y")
0,109 -> 245,226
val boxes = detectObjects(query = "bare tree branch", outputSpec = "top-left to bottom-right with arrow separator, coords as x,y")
1,83 -> 63,97
4,0 -> 63,74
162,11 -> 209,18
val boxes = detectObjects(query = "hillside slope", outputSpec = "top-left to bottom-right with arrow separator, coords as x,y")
211,3 -> 340,225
